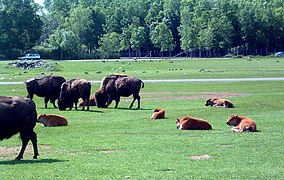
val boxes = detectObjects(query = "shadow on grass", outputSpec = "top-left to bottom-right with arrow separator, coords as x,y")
0,158 -> 67,165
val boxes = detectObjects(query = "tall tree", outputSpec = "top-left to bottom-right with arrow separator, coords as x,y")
98,32 -> 120,58
0,0 -> 43,58
150,21 -> 175,57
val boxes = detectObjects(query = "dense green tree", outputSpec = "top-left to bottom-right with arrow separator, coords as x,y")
0,0 -> 43,58
150,21 -> 175,57
98,32 -> 120,58
48,29 -> 77,59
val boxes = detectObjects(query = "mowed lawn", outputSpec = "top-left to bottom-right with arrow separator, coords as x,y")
0,57 -> 284,179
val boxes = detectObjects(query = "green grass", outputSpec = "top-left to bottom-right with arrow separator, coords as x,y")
0,57 -> 284,179
1,57 -> 284,82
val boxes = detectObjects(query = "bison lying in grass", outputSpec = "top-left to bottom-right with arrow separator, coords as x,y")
25,75 -> 66,108
37,114 -> 68,127
95,74 -> 144,109
150,108 -> 165,120
205,97 -> 234,108
227,114 -> 257,132
0,96 -> 39,160
58,79 -> 91,111
176,116 -> 212,130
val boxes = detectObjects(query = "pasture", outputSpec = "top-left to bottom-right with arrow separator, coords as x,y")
0,57 -> 284,179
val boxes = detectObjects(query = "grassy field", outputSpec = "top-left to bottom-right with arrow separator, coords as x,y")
0,57 -> 284,179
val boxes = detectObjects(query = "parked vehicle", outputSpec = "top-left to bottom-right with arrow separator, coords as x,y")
18,53 -> 41,60
275,52 -> 284,57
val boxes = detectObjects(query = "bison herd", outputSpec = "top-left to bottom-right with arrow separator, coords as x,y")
0,74 -> 257,160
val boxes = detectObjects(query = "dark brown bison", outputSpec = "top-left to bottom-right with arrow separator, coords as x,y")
0,96 -> 39,160
58,79 -> 91,111
95,74 -> 144,109
25,75 -> 66,108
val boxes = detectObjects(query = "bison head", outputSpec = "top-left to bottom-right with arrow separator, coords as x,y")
205,98 -> 214,106
58,97 -> 73,110
226,115 -> 240,126
95,89 -> 109,108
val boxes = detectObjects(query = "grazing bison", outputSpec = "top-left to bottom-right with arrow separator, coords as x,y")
176,116 -> 212,130
25,75 -> 66,108
150,108 -> 165,120
227,114 -> 257,132
95,74 -> 144,109
0,96 -> 39,160
37,114 -> 68,127
58,79 -> 91,111
205,97 -> 234,108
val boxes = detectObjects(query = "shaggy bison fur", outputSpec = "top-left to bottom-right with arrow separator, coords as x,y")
58,79 -> 91,111
95,74 -> 144,109
0,96 -> 39,160
25,75 -> 66,108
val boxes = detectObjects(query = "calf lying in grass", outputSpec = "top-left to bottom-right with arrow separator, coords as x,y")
176,116 -> 212,130
226,114 -> 256,132
37,114 -> 68,127
205,97 -> 234,108
150,108 -> 165,120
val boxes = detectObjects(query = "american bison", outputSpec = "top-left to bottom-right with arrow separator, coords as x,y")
79,96 -> 96,107
227,114 -> 257,132
95,74 -> 144,109
58,79 -> 91,111
25,75 -> 66,108
0,96 -> 39,160
176,116 -> 212,130
150,108 -> 165,120
205,97 -> 234,108
37,114 -> 68,127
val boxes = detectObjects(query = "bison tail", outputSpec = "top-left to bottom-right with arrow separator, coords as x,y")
140,80 -> 145,88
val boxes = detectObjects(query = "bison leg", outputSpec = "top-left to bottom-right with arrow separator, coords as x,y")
44,97 -> 50,108
50,98 -> 58,108
129,94 -> 140,109
16,132 -> 30,160
114,97 -> 120,108
27,93 -> 34,99
30,131 -> 39,159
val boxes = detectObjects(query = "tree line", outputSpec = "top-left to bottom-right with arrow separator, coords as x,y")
1,0 -> 284,60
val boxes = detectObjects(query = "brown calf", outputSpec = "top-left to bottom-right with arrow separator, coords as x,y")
150,108 -> 165,120
79,96 -> 96,107
176,116 -> 212,130
205,98 -> 234,108
37,114 -> 68,127
226,114 -> 256,132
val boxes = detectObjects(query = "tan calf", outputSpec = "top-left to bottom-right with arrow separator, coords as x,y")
227,114 -> 256,132
205,98 -> 234,108
150,108 -> 165,120
37,114 -> 68,127
176,116 -> 212,130
79,96 -> 96,107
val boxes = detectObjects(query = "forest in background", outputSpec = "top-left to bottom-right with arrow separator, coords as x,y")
1,0 -> 284,60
